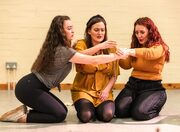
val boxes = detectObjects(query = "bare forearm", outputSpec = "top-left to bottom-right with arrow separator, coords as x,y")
78,40 -> 118,55
79,45 -> 100,55
70,52 -> 121,65
104,76 -> 116,92
99,76 -> 116,101
92,53 -> 119,64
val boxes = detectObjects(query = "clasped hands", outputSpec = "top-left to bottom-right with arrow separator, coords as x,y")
100,40 -> 135,59
116,48 -> 135,59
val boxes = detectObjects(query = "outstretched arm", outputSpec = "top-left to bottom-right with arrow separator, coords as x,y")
70,52 -> 127,65
75,40 -> 118,55
118,45 -> 164,60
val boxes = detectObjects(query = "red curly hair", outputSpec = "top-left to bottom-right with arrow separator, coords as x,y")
131,17 -> 170,62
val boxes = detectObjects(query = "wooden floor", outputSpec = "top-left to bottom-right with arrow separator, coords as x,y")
0,89 -> 180,132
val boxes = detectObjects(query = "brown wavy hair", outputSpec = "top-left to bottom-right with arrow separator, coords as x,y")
31,15 -> 71,72
131,17 -> 170,62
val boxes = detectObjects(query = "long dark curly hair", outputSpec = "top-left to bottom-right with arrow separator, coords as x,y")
131,17 -> 170,62
84,14 -> 109,54
31,15 -> 71,72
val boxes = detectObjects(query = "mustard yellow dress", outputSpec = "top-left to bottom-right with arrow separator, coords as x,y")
71,39 -> 120,107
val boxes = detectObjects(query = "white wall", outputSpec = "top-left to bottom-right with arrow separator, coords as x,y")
0,0 -> 180,84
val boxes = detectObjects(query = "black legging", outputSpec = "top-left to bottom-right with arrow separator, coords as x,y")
15,73 -> 67,123
74,98 -> 115,123
115,77 -> 167,121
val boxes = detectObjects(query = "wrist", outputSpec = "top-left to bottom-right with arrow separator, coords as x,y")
96,44 -> 102,51
111,53 -> 118,60
129,49 -> 135,56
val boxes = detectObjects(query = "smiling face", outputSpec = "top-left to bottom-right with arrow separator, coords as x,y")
87,21 -> 105,46
63,20 -> 74,41
135,24 -> 149,45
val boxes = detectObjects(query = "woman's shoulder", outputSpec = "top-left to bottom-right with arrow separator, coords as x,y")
149,44 -> 163,51
76,39 -> 86,45
73,39 -> 87,50
73,39 -> 85,44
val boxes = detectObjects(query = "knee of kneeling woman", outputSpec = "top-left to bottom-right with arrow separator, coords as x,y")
100,112 -> 114,122
77,111 -> 94,123
55,111 -> 68,123
131,108 -> 152,121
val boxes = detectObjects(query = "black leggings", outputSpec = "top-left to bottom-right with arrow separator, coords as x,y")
74,98 -> 115,123
115,77 -> 167,121
15,73 -> 67,123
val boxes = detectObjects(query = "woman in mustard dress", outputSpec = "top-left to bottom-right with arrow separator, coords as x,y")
71,15 -> 120,123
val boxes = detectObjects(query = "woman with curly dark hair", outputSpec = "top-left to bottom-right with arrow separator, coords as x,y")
0,15 -> 125,123
115,17 -> 170,121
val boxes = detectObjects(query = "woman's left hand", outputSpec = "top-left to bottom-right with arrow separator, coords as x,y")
98,89 -> 109,101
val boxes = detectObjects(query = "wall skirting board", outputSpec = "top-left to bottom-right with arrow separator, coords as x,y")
0,83 -> 180,90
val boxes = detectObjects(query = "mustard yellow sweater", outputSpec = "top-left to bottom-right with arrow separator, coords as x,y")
119,45 -> 166,80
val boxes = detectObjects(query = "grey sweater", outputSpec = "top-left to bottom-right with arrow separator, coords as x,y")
32,46 -> 76,89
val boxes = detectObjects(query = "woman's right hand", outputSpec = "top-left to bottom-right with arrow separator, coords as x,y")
113,48 -> 129,60
98,40 -> 117,50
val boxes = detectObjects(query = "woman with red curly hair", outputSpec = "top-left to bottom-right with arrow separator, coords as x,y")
115,17 -> 170,121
